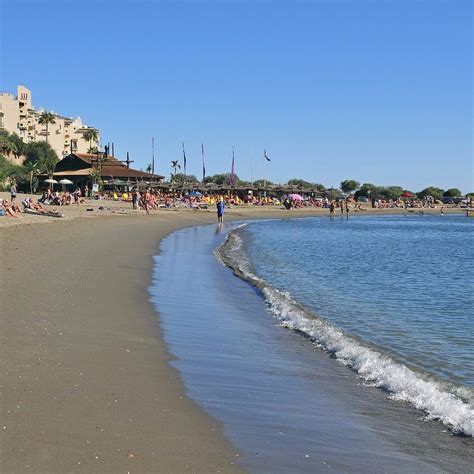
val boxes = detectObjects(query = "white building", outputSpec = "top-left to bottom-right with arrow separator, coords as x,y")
0,85 -> 100,161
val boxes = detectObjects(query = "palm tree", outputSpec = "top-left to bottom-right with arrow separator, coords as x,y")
24,161 -> 39,194
83,129 -> 99,153
0,135 -> 15,156
38,112 -> 56,144
171,160 -> 180,178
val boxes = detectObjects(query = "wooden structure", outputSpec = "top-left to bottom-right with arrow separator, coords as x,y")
51,153 -> 164,188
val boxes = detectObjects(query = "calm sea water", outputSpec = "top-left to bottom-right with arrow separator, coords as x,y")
223,214 -> 473,435
150,215 -> 473,472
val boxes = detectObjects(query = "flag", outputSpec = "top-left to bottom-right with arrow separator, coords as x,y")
182,141 -> 187,175
264,149 -> 271,161
230,147 -> 235,185
201,143 -> 206,181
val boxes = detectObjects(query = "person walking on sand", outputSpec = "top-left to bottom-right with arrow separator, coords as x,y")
216,196 -> 225,225
144,188 -> 152,215
10,182 -> 17,202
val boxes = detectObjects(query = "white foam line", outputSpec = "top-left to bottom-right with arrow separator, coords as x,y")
217,228 -> 474,436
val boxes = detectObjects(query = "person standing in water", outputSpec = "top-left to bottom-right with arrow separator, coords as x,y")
216,196 -> 225,225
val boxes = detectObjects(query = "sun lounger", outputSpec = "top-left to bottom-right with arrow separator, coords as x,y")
24,208 -> 64,218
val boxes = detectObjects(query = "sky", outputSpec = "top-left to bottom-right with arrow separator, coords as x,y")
0,0 -> 472,192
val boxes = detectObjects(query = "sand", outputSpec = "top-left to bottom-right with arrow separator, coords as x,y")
0,194 -> 466,473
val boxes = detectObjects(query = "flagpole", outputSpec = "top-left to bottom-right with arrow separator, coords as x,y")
152,137 -> 155,175
250,145 -> 254,186
230,146 -> 235,187
181,141 -> 187,178
181,141 -> 187,194
263,149 -> 266,189
201,143 -> 205,182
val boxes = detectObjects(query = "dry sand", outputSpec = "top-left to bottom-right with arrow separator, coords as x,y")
0,194 -> 466,473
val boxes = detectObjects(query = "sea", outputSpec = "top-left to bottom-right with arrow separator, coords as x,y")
150,214 -> 473,473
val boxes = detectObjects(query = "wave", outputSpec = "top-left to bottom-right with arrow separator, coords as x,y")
216,227 -> 474,437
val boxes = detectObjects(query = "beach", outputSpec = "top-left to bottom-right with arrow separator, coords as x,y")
0,199 -> 470,473
0,200 -> 339,473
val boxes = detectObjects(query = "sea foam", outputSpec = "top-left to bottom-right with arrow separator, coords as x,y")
216,227 -> 474,436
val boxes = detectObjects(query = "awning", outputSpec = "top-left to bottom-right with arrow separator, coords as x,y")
53,168 -> 94,176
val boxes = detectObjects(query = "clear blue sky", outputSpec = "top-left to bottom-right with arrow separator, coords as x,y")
1,0 -> 472,192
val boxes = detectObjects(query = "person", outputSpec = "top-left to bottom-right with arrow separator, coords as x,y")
216,196 -> 225,224
329,201 -> 335,217
144,188 -> 153,215
345,200 -> 350,218
10,182 -> 17,202
73,187 -> 81,206
132,188 -> 139,210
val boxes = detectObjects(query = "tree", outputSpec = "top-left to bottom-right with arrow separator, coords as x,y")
171,160 -> 181,178
379,186 -> 403,200
340,180 -> 360,194
312,183 -> 326,192
443,188 -> 462,198
0,131 -> 17,157
322,187 -> 342,200
253,179 -> 274,187
287,178 -> 314,188
171,173 -> 198,184
83,128 -> 99,152
8,133 -> 26,159
354,183 -> 383,200
87,147 -> 98,154
38,111 -> 56,144
0,154 -> 25,188
24,142 -> 59,178
417,187 -> 444,201
23,161 -> 39,194
89,169 -> 103,190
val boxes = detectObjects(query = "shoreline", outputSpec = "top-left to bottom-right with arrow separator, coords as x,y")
151,221 -> 474,472
0,190 -> 468,231
1,207 -> 355,472
0,206 -> 471,472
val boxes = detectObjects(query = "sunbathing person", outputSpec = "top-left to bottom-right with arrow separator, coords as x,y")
23,198 -> 48,214
1,201 -> 19,217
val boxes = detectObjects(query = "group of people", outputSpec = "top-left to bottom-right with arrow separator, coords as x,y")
38,187 -> 86,206
0,196 -> 62,218
329,199 -> 352,217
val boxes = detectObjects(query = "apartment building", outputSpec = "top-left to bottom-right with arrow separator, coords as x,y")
0,85 -> 100,160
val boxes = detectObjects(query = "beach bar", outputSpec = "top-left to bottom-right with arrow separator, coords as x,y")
50,152 -> 164,189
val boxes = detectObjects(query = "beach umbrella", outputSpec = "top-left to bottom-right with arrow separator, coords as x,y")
401,192 -> 413,197
188,191 -> 202,197
288,193 -> 304,201
45,178 -> 58,184
59,179 -> 73,184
